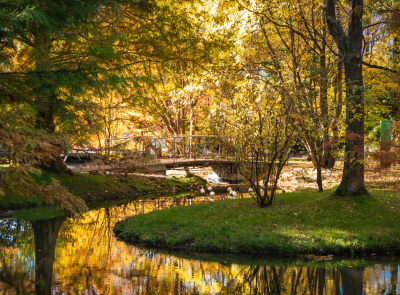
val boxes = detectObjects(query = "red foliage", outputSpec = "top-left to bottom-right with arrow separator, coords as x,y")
370,150 -> 400,169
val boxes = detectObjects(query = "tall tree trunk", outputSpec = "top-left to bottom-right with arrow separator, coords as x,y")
325,0 -> 367,196
391,35 -> 400,148
33,26 -> 72,175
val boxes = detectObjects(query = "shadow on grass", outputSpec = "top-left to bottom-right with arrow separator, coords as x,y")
114,190 -> 400,255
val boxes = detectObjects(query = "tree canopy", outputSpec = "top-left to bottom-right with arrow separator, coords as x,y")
1,0 -> 400,211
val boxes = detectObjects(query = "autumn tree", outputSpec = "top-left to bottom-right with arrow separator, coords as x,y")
324,0 -> 367,195
117,0 -> 232,144
0,0 -> 152,211
210,53 -> 299,207
211,0 -> 345,192
0,0 -> 130,173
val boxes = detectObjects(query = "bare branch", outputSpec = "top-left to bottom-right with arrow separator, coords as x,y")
362,61 -> 398,73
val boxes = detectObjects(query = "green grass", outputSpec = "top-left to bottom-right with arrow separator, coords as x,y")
50,172 -> 201,200
0,172 -> 206,211
0,194 -> 45,210
114,190 -> 400,255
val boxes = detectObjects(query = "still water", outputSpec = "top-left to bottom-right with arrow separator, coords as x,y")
0,195 -> 399,294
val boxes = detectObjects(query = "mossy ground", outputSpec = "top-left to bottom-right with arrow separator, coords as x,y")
0,172 -> 206,211
114,189 -> 400,255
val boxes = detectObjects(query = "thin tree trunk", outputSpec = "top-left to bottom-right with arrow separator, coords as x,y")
302,133 -> 324,192
331,53 -> 343,156
320,8 -> 331,168
189,103 -> 193,159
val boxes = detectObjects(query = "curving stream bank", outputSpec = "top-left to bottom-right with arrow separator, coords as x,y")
114,190 -> 400,255
0,172 -> 206,211
0,194 -> 399,294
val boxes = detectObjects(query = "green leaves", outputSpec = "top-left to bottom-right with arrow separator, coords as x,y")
260,61 -> 273,66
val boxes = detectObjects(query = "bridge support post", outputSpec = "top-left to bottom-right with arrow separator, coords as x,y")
207,165 -> 245,184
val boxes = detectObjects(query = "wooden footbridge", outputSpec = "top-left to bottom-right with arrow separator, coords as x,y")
65,134 -> 260,183
66,133 -> 308,183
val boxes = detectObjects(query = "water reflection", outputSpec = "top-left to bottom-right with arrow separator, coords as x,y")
33,217 -> 67,295
234,266 -> 360,294
0,196 -> 399,294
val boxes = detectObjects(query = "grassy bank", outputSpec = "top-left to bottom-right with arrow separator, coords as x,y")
0,172 -> 206,211
114,190 -> 400,255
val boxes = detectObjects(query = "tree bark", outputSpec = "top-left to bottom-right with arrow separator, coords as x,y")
33,25 -> 73,175
325,0 -> 367,196
331,53 -> 343,156
40,153 -> 73,175
302,133 -> 324,192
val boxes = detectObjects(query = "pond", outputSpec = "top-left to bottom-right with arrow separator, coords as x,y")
0,195 -> 399,294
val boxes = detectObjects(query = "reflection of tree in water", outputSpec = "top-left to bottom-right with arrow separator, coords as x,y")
1,200 -> 399,294
76,197 -> 202,267
0,219 -> 34,294
0,216 -> 68,295
233,265 -> 368,295
32,216 -> 67,295
235,266 -> 288,294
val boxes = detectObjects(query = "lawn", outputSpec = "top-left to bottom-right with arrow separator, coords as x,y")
114,189 -> 400,255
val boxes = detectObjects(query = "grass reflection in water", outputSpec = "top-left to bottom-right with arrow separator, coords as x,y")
0,195 -> 399,294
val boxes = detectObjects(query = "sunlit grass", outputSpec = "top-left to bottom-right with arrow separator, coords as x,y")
51,172 -> 197,200
0,172 -> 204,210
115,189 -> 400,255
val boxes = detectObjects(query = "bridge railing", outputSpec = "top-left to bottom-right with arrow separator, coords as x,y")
106,135 -> 237,165
63,135 -> 239,171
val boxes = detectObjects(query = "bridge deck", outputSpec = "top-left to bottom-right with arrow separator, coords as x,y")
158,158 -> 234,169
